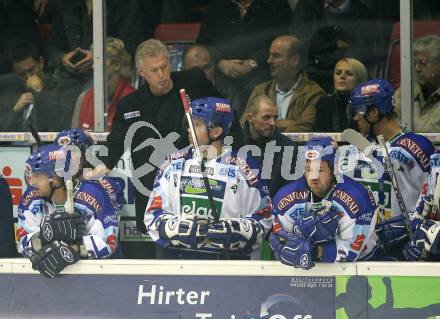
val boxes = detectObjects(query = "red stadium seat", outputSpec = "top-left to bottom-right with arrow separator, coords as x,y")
385,20 -> 440,87
153,23 -> 201,43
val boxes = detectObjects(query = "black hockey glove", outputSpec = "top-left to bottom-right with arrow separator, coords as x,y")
40,211 -> 85,246
31,240 -> 79,278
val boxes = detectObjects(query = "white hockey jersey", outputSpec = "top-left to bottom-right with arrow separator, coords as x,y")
144,149 -> 273,259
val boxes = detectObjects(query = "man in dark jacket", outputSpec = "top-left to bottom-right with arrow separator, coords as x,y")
0,41 -> 82,131
197,0 -> 292,118
0,175 -> 16,257
91,39 -> 242,247
241,94 -> 298,197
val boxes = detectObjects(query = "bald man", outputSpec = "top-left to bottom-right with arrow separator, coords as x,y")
246,35 -> 325,132
182,44 -> 215,83
241,94 -> 297,197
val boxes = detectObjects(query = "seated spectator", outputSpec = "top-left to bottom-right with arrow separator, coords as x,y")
197,0 -> 292,118
241,94 -> 298,197
394,35 -> 440,133
314,57 -> 368,132
306,24 -> 351,93
0,175 -> 16,257
182,44 -> 215,83
246,35 -> 325,132
1,41 -> 83,131
290,0 -> 377,70
48,0 -> 144,81
71,37 -> 135,131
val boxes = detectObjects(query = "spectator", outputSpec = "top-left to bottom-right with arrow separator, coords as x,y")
394,35 -> 440,133
182,44 -> 215,83
197,0 -> 292,118
246,35 -> 325,132
315,57 -> 368,132
0,175 -> 16,257
47,0 -> 144,80
71,37 -> 135,131
290,0 -> 377,70
241,94 -> 298,197
306,24 -> 351,93
144,97 -> 272,259
88,39 -> 243,247
1,41 -> 83,131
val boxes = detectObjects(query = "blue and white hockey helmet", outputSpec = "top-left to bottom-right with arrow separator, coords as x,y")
55,128 -> 94,152
349,79 -> 395,115
304,137 -> 336,168
190,97 -> 234,136
26,144 -> 74,179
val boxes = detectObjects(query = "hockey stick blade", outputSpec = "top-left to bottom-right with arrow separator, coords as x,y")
341,129 -> 373,152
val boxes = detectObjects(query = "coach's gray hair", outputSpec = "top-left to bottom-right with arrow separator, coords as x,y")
135,39 -> 169,69
414,34 -> 440,62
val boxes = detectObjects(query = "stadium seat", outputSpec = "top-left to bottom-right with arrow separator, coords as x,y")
384,20 -> 440,87
153,23 -> 201,43
153,23 -> 202,73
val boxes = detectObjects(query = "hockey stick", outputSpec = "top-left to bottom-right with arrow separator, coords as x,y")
376,135 -> 413,237
179,89 -> 202,162
341,128 -> 373,152
65,180 -> 74,214
179,89 -> 219,223
28,124 -> 42,146
341,129 -> 386,221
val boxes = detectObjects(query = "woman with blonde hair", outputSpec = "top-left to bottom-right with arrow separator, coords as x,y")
71,37 -> 135,131
314,58 -> 368,132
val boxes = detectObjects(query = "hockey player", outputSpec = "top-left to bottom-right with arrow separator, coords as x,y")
349,79 -> 435,255
55,128 -> 124,211
270,137 -> 383,270
17,144 -> 120,277
144,97 -> 272,259
400,149 -> 440,261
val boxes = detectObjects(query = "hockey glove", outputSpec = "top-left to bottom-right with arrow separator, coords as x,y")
158,215 -> 208,249
207,218 -> 263,253
415,195 -> 435,219
375,215 -> 408,249
31,240 -> 79,278
269,230 -> 314,270
403,219 -> 440,261
293,204 -> 341,244
40,211 -> 85,246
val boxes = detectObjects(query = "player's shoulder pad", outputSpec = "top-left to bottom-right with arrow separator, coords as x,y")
222,150 -> 261,187
153,149 -> 190,185
332,176 -> 376,215
272,176 -> 308,213
74,180 -> 109,215
392,132 -> 434,172
18,186 -> 45,211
